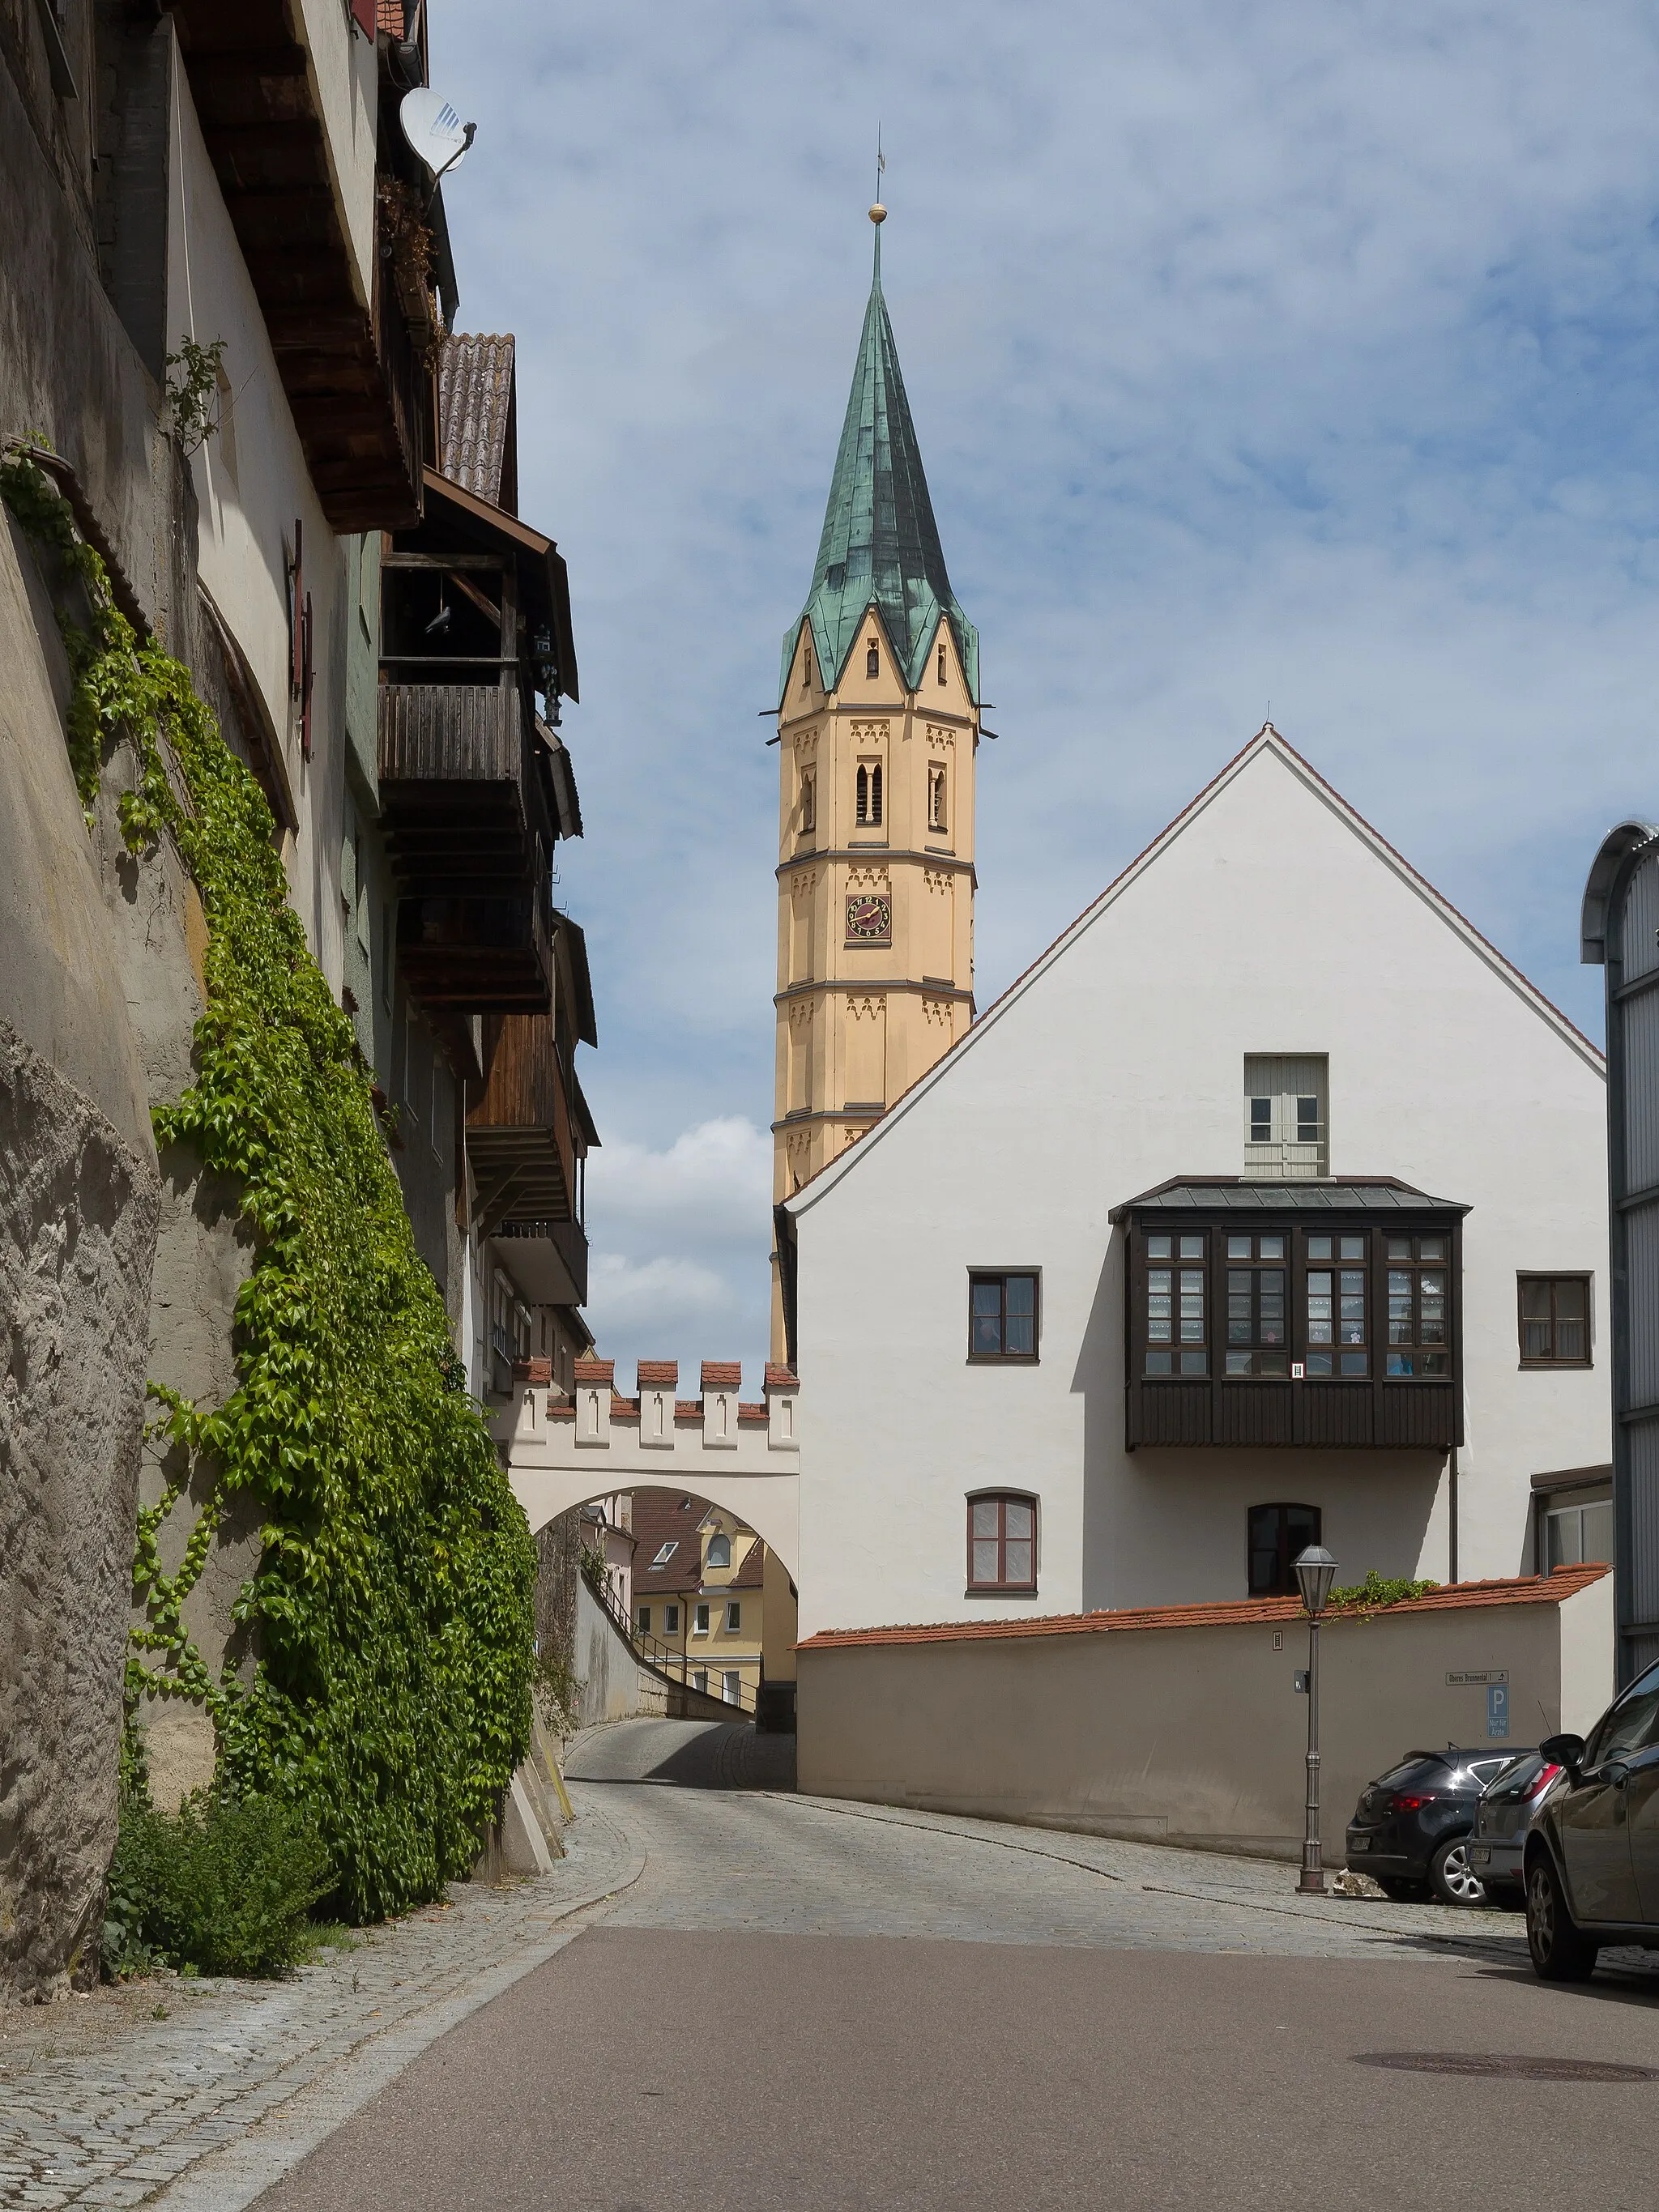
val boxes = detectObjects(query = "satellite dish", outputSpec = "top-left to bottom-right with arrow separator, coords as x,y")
399,87 -> 472,177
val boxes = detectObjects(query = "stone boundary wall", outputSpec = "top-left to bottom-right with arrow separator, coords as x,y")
796,1570 -> 1614,1862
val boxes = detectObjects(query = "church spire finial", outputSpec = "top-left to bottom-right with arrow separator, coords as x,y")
869,126 -> 886,278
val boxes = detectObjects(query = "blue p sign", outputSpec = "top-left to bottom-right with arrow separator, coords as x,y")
1487,1682 -> 1509,1739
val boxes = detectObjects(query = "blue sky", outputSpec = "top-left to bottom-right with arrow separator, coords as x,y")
435,0 -> 1659,1387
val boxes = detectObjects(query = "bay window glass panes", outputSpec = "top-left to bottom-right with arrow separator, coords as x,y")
1249,1097 -> 1272,1143
1386,1239 -> 1452,1375
1145,1238 -> 1205,1375
1295,1097 -> 1320,1144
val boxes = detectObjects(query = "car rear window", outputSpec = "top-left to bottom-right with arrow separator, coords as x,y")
1465,1758 -> 1513,1787
1375,1755 -> 1447,1789
1482,1754 -> 1544,1801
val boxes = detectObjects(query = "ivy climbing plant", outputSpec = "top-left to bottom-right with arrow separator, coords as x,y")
1,450 -> 535,1921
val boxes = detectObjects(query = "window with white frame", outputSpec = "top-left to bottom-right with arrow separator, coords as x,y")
725,1600 -> 741,1632
706,1532 -> 731,1570
1243,1055 -> 1328,1178
693,1602 -> 710,1634
664,1603 -> 680,1634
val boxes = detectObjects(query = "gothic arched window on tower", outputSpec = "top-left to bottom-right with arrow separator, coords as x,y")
803,641 -> 813,690
800,769 -> 815,836
938,643 -> 947,685
928,762 -> 947,834
856,762 -> 883,827
866,637 -> 880,678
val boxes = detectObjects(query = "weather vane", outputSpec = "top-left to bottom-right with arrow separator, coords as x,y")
871,126 -> 886,225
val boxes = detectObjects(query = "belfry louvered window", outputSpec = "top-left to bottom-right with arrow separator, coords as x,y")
856,763 -> 882,826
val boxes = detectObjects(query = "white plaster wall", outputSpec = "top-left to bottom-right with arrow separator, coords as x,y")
789,736 -> 1610,1639
166,46 -> 351,987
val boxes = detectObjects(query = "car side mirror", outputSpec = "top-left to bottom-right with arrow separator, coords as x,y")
1540,1732 -> 1586,1775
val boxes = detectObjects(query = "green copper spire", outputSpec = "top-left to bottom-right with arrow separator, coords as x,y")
780,219 -> 979,705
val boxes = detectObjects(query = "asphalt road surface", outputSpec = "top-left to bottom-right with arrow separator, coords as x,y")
254,1720 -> 1659,2212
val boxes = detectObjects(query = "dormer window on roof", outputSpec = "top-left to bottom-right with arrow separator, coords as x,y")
651,1541 -> 677,1566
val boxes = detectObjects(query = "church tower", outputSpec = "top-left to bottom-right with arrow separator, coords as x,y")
771,205 -> 981,1349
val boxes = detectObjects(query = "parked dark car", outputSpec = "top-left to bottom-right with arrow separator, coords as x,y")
1524,1656 -> 1659,1980
1346,1747 -> 1529,1904
1467,1752 -> 1567,1903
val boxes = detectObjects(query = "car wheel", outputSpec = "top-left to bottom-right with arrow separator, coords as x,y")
1375,1877 -> 1429,1902
1430,1835 -> 1487,1907
1525,1852 -> 1600,1982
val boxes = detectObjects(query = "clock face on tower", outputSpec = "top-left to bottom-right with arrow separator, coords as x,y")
845,893 -> 891,943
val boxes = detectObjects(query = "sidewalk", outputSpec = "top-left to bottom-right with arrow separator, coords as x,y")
0,1809 -> 640,2212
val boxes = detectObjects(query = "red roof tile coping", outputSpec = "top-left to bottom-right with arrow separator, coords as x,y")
796,1566 -> 1611,1653
673,1401 -> 704,1419
573,1358 -> 614,1384
609,1398 -> 639,1419
765,1365 -> 800,1388
511,1357 -> 552,1386
701,1362 -> 743,1388
548,1403 -> 576,1421
636,1361 -> 679,1387
737,1404 -> 769,1422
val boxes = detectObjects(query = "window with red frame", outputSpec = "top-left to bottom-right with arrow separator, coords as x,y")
967,1494 -> 1037,1593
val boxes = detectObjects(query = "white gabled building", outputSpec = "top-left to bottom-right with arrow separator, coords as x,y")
779,727 -> 1611,1639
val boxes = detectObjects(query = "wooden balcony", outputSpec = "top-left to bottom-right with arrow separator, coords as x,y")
379,682 -> 534,879
491,1218 -> 589,1308
396,890 -> 551,1015
467,1013 -> 579,1238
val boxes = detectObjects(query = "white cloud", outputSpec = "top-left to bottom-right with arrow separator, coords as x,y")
432,1 -> 1659,1370
583,1119 -> 773,1386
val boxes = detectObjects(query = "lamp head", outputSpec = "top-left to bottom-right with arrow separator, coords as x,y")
1294,1545 -> 1339,1617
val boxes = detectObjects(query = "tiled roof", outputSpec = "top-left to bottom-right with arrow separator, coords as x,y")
795,1565 -> 1610,1652
437,334 -> 516,509
1110,1178 -> 1469,1217
731,1536 -> 769,1590
377,2 -> 404,32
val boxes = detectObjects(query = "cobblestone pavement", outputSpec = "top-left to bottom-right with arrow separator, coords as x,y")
0,1808 -> 642,2212
3,1719 -> 1655,2212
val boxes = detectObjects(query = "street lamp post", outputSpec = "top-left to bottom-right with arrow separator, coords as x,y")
1293,1543 -> 1339,1895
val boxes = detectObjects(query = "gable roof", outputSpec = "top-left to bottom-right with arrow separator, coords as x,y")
779,225 -> 978,703
786,725 -> 1604,1217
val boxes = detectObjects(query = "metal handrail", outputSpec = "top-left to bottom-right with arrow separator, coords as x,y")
584,1571 -> 756,1714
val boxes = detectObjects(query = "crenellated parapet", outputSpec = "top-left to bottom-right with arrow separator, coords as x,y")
496,1357 -> 801,1570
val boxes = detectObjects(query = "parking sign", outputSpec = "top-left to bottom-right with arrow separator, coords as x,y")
1487,1681 -> 1509,1738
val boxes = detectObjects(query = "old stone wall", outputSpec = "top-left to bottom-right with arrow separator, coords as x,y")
0,511 -> 160,2001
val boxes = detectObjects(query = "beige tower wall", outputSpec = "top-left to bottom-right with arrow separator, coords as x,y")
772,616 -> 979,1356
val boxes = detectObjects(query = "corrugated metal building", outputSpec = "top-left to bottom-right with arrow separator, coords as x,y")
1582,821 -> 1659,1686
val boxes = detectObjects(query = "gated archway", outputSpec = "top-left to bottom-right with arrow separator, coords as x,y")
494,1357 -> 800,1575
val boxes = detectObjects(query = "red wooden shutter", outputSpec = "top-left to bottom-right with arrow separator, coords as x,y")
289,521 -> 304,698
